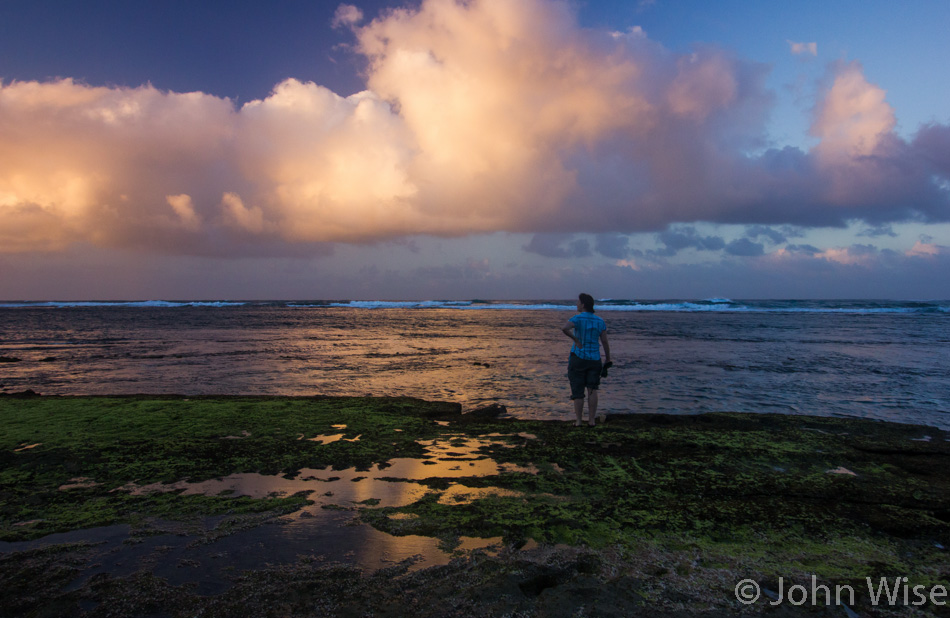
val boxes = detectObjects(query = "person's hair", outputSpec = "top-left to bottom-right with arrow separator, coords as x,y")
578,293 -> 595,312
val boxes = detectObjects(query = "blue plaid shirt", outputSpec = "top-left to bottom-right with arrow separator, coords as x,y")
569,312 -> 606,361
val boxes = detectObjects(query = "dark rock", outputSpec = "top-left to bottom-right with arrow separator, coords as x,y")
40,357 -> 57,362
536,574 -> 645,617
466,403 -> 507,418
517,564 -> 573,596
0,389 -> 41,397
0,356 -> 22,363
414,400 -> 462,418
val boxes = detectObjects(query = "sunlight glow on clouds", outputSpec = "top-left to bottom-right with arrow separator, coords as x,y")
811,61 -> 895,162
905,240 -> 944,257
165,194 -> 201,232
815,245 -> 877,267
1,0 -> 948,257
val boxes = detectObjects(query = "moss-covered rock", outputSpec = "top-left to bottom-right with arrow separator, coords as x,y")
1,396 -> 949,616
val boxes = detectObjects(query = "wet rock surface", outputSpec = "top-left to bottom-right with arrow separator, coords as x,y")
1,395 -> 949,616
0,389 -> 40,397
464,402 -> 508,418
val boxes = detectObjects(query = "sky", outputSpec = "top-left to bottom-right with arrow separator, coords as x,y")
1,0 -> 949,300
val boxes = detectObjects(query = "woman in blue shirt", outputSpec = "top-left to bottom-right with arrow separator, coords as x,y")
561,293 -> 611,426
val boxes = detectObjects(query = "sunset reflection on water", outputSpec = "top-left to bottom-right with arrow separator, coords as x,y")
104,431 -> 534,569
118,433 -> 533,520
0,307 -> 572,417
5,305 -> 948,427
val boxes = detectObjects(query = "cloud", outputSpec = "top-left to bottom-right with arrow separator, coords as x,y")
165,194 -> 201,231
0,78 -> 238,253
787,40 -> 817,56
725,237 -> 764,256
814,244 -> 878,266
523,233 -> 591,258
655,226 -> 725,256
905,240 -> 944,257
857,224 -> 898,238
221,192 -> 266,234
783,244 -> 821,255
744,225 -> 787,244
332,4 -> 364,29
810,60 -> 895,162
1,0 -> 949,257
594,233 -> 630,259
416,257 -> 493,280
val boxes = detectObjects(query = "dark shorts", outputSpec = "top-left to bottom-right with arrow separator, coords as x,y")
568,353 -> 602,399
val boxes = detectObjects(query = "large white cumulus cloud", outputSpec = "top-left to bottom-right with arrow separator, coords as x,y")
1,0 -> 948,255
0,79 -> 236,252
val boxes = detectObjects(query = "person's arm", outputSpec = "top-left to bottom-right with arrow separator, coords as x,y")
600,330 -> 611,363
562,320 -> 579,347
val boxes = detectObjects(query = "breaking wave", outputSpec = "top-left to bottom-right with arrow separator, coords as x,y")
2,299 -> 948,314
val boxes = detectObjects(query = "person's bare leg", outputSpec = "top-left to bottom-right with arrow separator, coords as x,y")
573,397 -> 585,426
587,388 -> 598,426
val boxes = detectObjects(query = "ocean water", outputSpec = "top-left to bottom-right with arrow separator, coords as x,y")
1,299 -> 948,429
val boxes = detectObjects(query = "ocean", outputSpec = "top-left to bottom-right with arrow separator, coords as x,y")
1,299 -> 948,429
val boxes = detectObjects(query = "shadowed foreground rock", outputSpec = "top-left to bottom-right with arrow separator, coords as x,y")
1,396 -> 948,616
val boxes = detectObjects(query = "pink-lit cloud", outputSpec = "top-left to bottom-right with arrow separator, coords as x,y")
811,61 -> 895,162
814,245 -> 878,267
332,4 -> 364,29
788,40 -> 818,56
1,0 -> 948,257
905,240 -> 945,257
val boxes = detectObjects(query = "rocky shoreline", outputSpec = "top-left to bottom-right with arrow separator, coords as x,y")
1,395 -> 948,616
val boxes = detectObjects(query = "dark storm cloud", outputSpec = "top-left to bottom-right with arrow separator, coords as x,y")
593,234 -> 631,259
784,244 -> 822,255
523,234 -> 592,258
655,227 -> 726,256
857,224 -> 898,238
725,238 -> 765,256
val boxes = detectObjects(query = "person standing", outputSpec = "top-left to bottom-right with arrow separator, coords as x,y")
562,293 -> 611,426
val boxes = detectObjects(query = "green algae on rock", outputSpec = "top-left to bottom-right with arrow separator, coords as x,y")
0,396 -> 457,540
359,412 -> 950,587
2,395 -> 950,616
